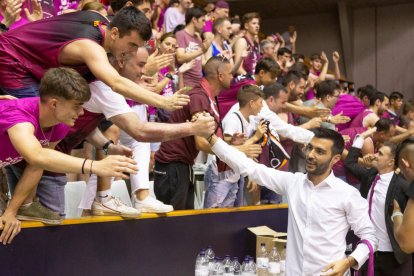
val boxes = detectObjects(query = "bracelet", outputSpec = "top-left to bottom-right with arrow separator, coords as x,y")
89,160 -> 94,176
102,140 -> 114,155
81,158 -> 88,174
391,211 -> 403,222
165,73 -> 174,80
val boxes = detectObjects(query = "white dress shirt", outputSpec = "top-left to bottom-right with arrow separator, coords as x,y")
227,101 -> 314,144
212,138 -> 378,276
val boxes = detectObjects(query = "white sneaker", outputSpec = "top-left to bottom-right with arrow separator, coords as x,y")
134,196 -> 174,213
92,196 -> 140,218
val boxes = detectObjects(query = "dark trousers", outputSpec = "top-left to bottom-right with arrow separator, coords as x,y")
154,161 -> 194,210
360,251 -> 412,276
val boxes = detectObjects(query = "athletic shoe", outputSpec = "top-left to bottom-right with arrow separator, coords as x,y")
92,196 -> 140,218
16,201 -> 62,225
134,196 -> 174,213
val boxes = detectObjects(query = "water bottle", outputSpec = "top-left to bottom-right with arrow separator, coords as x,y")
212,257 -> 224,275
206,246 -> 216,271
256,243 -> 269,276
248,256 -> 257,276
231,257 -> 241,275
222,255 -> 233,276
241,257 -> 251,276
267,247 -> 281,276
195,252 -> 209,276
280,246 -> 286,276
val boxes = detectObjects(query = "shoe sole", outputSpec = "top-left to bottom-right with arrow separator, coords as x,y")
137,207 -> 174,213
16,215 -> 62,225
92,209 -> 141,218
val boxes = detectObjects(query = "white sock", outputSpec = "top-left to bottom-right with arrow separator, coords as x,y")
96,190 -> 111,203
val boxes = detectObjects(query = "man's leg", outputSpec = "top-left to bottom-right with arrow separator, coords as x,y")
204,163 -> 237,208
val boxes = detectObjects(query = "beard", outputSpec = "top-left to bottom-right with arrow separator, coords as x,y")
305,158 -> 331,176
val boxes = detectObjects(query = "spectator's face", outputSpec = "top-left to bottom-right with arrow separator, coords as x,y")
304,138 -> 338,176
215,7 -> 229,18
218,63 -> 233,90
52,99 -> 85,127
110,29 -> 145,60
244,18 -> 260,35
204,3 -> 215,14
311,58 -> 322,71
375,126 -> 396,144
258,70 -> 276,86
398,150 -> 414,181
391,98 -> 403,111
194,16 -> 206,33
289,78 -> 306,101
262,44 -> 275,58
250,97 -> 263,116
372,146 -> 394,171
180,0 -> 192,9
120,47 -> 149,83
220,20 -> 232,40
280,53 -> 291,65
231,23 -> 241,35
136,1 -> 152,20
326,89 -> 341,109
159,37 -> 177,54
378,97 -> 390,115
267,91 -> 288,113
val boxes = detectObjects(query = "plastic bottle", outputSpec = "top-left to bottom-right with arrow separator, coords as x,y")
241,257 -> 251,276
267,247 -> 281,276
248,256 -> 257,276
256,243 -> 269,276
195,252 -> 209,276
206,246 -> 216,271
231,257 -> 241,275
212,257 -> 224,275
222,255 -> 233,276
280,246 -> 286,276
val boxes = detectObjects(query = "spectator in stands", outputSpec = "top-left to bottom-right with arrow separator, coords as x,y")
204,84 -> 266,208
202,0 -> 230,41
154,57 -> 261,210
0,7 -> 189,112
400,100 -> 414,129
384,91 -> 404,125
151,0 -> 170,32
81,2 -> 107,16
307,51 -> 341,100
292,53 -> 305,63
208,128 -> 377,275
350,91 -> 389,128
233,12 -> 261,75
276,47 -> 292,75
163,0 -> 191,32
0,68 -> 137,244
260,39 -> 276,61
176,7 -> 212,88
345,129 -> 412,275
393,138 -> 414,254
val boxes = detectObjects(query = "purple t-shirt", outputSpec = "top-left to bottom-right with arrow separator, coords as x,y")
176,29 -> 203,88
0,97 -> 69,167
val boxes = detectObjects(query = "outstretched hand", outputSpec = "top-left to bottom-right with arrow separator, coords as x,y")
24,0 -> 43,22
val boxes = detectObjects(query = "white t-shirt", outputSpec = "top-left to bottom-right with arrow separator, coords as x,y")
83,81 -> 133,119
164,7 -> 185,33
222,110 -> 256,138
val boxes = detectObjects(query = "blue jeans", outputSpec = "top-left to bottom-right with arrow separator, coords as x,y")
5,165 -> 67,216
260,187 -> 283,204
0,84 -> 39,98
203,163 -> 244,208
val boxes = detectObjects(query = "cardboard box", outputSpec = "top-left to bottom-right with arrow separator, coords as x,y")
248,226 -> 287,257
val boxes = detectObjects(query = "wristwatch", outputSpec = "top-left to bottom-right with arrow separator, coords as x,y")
102,140 -> 114,155
165,73 -> 174,80
0,23 -> 9,32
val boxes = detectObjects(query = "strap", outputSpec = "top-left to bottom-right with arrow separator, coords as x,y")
354,239 -> 374,276
233,112 -> 244,133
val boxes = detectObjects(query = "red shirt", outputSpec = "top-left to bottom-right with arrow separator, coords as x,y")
155,78 -> 221,165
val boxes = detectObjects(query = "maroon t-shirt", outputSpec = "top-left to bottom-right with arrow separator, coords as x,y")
0,11 -> 108,89
155,79 -> 221,165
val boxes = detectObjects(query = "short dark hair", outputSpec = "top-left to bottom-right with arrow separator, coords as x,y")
311,127 -> 345,156
382,141 -> 398,160
396,138 -> 414,167
277,47 -> 292,57
374,118 -> 393,132
357,84 -> 376,100
254,58 -> 280,76
109,6 -> 152,40
389,91 -> 404,102
402,100 -> 414,115
185,7 -> 205,25
288,63 -> 309,80
262,83 -> 287,100
237,84 -> 264,107
110,0 -> 148,13
369,91 -> 388,106
282,70 -> 305,87
159,32 -> 176,43
314,80 -> 340,99
241,12 -> 260,29
173,24 -> 185,34
40,68 -> 91,102
292,53 -> 305,62
310,53 -> 321,61
213,17 -> 230,34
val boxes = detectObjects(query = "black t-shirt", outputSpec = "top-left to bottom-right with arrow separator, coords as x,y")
407,180 -> 414,199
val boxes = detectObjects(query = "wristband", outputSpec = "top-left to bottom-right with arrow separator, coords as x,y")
391,211 -> 403,222
102,140 -> 114,155
81,158 -> 88,174
0,23 -> 9,32
165,73 -> 174,80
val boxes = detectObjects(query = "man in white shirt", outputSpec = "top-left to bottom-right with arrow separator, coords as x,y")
164,0 -> 192,32
345,128 -> 412,275
207,127 -> 377,275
